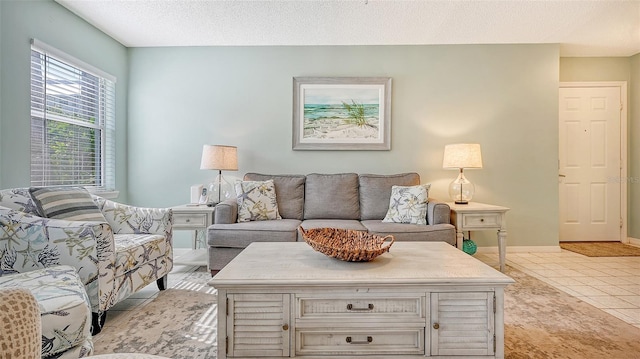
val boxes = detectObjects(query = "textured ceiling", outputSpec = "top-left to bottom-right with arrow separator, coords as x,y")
56,0 -> 640,57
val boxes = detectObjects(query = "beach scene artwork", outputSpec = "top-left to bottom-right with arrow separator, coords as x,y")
301,85 -> 384,143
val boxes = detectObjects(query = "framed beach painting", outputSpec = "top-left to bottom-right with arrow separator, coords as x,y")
292,77 -> 392,150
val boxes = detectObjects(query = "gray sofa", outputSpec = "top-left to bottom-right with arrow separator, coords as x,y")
207,172 -> 456,273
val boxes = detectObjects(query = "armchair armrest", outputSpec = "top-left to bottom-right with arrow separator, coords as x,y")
93,197 -> 172,236
214,198 -> 238,224
0,207 -> 117,313
427,199 -> 451,225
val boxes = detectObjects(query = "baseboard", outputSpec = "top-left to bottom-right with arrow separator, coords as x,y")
476,245 -> 561,253
628,237 -> 640,246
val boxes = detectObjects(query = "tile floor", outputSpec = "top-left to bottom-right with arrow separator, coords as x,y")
475,249 -> 640,330
105,247 -> 640,331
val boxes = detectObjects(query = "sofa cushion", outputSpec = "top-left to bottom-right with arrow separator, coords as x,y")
29,186 -> 106,222
244,173 -> 305,220
299,219 -> 368,232
304,173 -> 360,220
235,179 -> 281,222
361,220 -> 456,245
209,219 -> 301,248
382,184 -> 431,225
359,173 -> 420,220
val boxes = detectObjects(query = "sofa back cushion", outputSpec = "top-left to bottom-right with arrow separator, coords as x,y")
304,173 -> 360,220
0,188 -> 39,215
359,173 -> 421,220
244,173 -> 306,220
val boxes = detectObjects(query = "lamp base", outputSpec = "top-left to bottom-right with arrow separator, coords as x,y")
449,169 -> 475,204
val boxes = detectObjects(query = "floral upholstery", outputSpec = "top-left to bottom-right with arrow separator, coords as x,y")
93,197 -> 173,302
0,265 -> 94,358
0,207 -> 116,313
0,187 -> 173,353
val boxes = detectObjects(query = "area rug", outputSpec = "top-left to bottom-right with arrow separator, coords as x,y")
92,266 -> 640,358
559,241 -> 640,257
92,268 -> 218,358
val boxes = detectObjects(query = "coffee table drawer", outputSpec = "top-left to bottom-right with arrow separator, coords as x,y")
461,212 -> 502,229
296,328 -> 424,356
297,295 -> 424,320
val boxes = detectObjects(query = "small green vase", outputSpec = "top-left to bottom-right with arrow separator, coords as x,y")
462,239 -> 477,255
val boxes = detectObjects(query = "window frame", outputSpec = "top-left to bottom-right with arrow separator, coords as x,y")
29,39 -> 116,193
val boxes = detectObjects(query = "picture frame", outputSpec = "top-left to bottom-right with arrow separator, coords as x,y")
292,77 -> 392,150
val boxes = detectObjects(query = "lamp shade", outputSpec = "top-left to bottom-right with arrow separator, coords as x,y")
442,143 -> 483,169
200,145 -> 238,171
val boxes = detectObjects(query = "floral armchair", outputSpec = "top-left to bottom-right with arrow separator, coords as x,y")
0,187 -> 173,334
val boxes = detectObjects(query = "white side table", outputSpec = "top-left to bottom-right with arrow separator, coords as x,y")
448,202 -> 510,272
171,204 -> 215,249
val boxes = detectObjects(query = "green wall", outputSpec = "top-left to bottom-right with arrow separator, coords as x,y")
128,44 -> 561,249
0,0 -> 128,197
560,57 -> 637,240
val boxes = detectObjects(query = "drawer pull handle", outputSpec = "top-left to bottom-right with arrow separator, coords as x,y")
282,324 -> 289,331
347,303 -> 374,311
480,218 -> 484,222
185,219 -> 191,222
346,336 -> 373,344
433,323 -> 440,330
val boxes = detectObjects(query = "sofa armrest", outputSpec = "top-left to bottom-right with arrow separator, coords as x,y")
93,196 -> 173,237
427,199 -> 451,225
0,207 -> 117,313
214,198 -> 238,224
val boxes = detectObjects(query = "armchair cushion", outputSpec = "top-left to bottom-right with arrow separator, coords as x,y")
29,186 -> 107,222
113,233 -> 169,276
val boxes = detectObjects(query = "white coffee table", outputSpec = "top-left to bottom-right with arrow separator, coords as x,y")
211,242 -> 514,359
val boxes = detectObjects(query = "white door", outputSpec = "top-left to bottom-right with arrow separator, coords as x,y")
559,85 -> 623,242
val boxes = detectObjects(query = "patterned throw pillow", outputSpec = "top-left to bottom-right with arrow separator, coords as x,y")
235,180 -> 282,222
382,184 -> 431,225
29,186 -> 107,222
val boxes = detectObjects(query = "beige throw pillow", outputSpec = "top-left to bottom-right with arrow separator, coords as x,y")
235,179 -> 282,222
382,184 -> 431,225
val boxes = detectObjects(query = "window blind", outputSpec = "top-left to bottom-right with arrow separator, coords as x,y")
30,39 -> 116,190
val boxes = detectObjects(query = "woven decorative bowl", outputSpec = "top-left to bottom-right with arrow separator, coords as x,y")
299,227 -> 395,262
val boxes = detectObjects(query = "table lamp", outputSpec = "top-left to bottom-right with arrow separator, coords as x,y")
442,143 -> 483,204
200,145 -> 238,204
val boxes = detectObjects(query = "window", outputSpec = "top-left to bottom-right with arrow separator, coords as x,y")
30,39 -> 115,191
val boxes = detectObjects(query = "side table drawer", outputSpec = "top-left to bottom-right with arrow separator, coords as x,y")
173,212 -> 209,228
297,295 -> 424,320
461,212 -> 502,229
296,328 -> 424,356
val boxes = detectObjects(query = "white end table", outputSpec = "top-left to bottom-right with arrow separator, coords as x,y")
171,204 -> 215,249
448,202 -> 509,272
